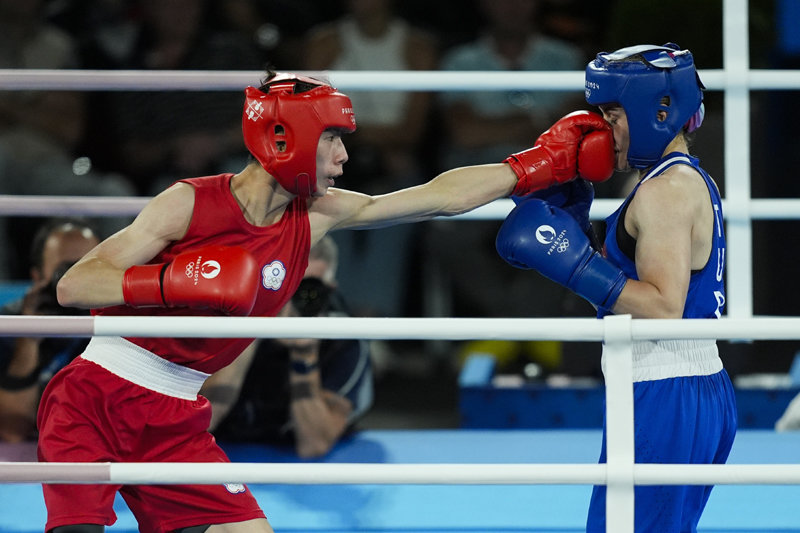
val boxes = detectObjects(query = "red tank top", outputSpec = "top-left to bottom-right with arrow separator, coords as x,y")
94,174 -> 311,373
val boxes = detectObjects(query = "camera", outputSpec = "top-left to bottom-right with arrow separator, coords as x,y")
291,277 -> 332,317
35,260 -> 82,315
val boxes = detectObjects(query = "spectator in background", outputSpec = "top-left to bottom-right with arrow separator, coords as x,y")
536,0 -> 609,58
0,0 -> 135,279
437,0 -> 585,170
45,0 -> 139,67
425,0 -> 591,322
202,236 -> 373,458
424,0 -> 590,368
210,0 -> 340,71
303,0 -> 439,319
0,218 -> 100,442
304,0 -> 438,194
91,0 -> 263,196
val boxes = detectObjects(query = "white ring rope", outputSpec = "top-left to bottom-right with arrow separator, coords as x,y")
1,313 -> 797,489
0,195 -> 149,217
1,69 -> 587,91
1,196 -> 799,221
3,462 -> 800,486
2,68 -> 800,92
0,315 -> 799,341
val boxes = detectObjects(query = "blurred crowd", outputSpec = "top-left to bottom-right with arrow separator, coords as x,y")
0,0 -> 797,379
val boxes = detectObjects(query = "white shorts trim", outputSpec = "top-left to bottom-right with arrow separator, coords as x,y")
80,336 -> 209,400
602,339 -> 723,383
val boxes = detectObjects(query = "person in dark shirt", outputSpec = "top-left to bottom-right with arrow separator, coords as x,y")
0,217 -> 99,442
202,236 -> 373,458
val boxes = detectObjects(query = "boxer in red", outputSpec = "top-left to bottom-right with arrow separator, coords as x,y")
38,71 -> 614,533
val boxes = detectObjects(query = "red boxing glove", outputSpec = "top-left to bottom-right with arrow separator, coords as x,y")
578,129 -> 615,182
123,245 -> 260,316
506,110 -> 614,197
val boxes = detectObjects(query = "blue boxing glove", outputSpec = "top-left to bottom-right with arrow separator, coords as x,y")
513,179 -> 600,250
496,198 -> 627,311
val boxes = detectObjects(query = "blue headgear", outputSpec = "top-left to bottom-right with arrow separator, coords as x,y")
584,43 -> 705,169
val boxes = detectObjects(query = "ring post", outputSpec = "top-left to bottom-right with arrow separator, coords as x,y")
603,314 -> 635,533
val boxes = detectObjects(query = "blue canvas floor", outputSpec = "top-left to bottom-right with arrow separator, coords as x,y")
1,429 -> 799,532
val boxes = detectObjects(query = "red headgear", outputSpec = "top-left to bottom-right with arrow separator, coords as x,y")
242,73 -> 356,196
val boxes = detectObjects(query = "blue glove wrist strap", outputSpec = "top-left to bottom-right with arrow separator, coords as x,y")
571,253 -> 627,309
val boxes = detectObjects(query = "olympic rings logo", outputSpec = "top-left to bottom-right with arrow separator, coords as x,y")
557,239 -> 570,253
184,262 -> 195,277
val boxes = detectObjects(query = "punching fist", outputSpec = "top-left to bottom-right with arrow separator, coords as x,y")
505,111 -> 614,197
496,198 -> 626,311
123,245 -> 260,316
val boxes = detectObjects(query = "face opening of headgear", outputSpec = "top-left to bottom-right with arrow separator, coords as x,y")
242,73 -> 357,197
584,42 -> 705,169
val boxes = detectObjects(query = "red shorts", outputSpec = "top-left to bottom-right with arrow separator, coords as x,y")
37,357 -> 265,533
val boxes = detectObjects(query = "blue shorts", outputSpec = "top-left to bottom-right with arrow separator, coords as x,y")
586,370 -> 737,533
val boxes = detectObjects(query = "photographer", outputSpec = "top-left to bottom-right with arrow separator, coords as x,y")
201,236 -> 374,458
0,217 -> 100,442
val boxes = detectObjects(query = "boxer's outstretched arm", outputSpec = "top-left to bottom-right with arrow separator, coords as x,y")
308,111 -> 613,238
308,162 -> 517,238
57,183 -> 195,309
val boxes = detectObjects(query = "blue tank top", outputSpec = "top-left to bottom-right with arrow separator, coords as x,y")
601,152 -> 726,319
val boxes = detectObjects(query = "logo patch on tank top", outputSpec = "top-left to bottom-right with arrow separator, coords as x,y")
224,483 -> 246,494
262,260 -> 287,291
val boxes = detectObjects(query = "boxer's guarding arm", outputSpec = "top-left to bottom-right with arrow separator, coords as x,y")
122,245 -> 260,315
506,111 -> 614,197
517,179 -> 602,251
496,199 -> 626,313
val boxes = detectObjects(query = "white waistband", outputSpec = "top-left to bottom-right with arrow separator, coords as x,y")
80,336 -> 209,400
602,339 -> 722,383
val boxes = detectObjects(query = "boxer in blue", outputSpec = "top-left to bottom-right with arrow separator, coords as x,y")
496,43 -> 737,532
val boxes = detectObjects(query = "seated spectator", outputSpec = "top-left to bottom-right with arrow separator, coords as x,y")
304,0 -> 438,194
201,236 -> 374,458
0,0 -> 135,278
438,0 -> 585,169
210,0 -> 340,72
0,217 -> 100,442
426,0 -> 588,315
89,0 -> 263,195
303,0 -> 439,319
419,0 -> 591,368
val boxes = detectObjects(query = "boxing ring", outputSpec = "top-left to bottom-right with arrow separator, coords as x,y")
3,0 -> 800,530
1,317 -> 800,532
